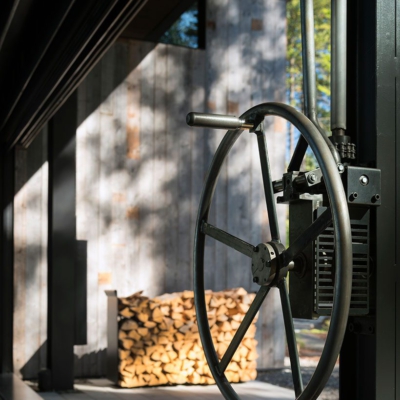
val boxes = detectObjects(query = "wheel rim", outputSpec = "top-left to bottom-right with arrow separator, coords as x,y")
193,102 -> 352,400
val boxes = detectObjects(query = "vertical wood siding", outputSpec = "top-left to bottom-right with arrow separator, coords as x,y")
14,129 -> 48,378
13,0 -> 286,378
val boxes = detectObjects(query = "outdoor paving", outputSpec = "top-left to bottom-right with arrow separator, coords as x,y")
29,318 -> 331,400
36,380 -> 294,400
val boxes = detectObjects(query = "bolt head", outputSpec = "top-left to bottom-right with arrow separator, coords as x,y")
337,164 -> 345,173
372,194 -> 380,203
359,175 -> 369,186
307,173 -> 317,184
349,192 -> 358,202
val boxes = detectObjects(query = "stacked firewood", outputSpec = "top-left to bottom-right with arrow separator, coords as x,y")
117,288 -> 258,388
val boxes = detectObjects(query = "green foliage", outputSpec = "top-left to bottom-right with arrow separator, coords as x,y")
304,153 -> 318,170
287,0 -> 331,130
160,3 -> 199,49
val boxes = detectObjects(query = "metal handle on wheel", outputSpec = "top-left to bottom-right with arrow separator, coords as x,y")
186,112 -> 254,130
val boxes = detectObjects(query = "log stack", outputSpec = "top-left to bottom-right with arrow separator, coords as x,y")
117,288 -> 258,388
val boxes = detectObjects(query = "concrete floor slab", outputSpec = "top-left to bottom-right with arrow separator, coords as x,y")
35,380 -> 294,400
0,374 -> 42,400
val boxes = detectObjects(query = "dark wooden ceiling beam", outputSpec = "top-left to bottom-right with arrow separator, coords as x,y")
2,0 -> 119,148
0,0 -> 20,51
21,0 -> 149,148
0,0 -> 195,149
0,0 -> 76,133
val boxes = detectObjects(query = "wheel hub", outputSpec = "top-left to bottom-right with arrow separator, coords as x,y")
252,242 -> 286,286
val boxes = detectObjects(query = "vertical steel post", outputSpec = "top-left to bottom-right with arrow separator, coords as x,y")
0,148 -> 14,374
331,0 -> 347,134
340,1 -> 400,399
301,0 -> 318,126
48,91 -> 77,390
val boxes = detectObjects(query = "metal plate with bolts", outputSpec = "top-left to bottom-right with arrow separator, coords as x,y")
345,166 -> 381,206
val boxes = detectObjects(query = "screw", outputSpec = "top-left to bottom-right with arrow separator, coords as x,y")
253,277 -> 259,283
307,173 -> 317,184
349,192 -> 358,202
372,194 -> 380,203
359,175 -> 369,186
337,164 -> 345,173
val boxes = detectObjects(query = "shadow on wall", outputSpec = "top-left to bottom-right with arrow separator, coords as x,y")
19,342 -> 47,380
14,0 -> 287,380
76,0 -> 286,298
74,0 -> 286,374
19,340 -> 106,380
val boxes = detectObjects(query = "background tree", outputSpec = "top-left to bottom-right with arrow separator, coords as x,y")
160,3 -> 199,48
287,0 -> 331,161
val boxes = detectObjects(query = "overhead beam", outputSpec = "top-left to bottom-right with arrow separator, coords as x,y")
21,0 -> 148,148
3,0 -> 118,148
0,0 -> 75,133
0,0 -> 20,52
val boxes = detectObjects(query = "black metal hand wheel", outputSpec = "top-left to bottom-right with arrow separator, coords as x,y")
191,102 -> 352,400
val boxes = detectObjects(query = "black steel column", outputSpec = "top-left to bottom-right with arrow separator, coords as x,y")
375,0 -> 399,398
0,148 -> 14,374
340,1 -> 399,399
48,91 -> 77,390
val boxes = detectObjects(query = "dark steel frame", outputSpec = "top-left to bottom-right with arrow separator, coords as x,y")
374,0 -> 399,395
339,0 -> 400,398
0,148 -> 14,374
75,240 -> 88,345
47,92 -> 78,390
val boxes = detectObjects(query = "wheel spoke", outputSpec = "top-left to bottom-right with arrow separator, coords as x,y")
201,221 -> 256,258
256,127 -> 280,242
278,279 -> 303,397
288,136 -> 308,172
281,207 -> 332,266
219,286 -> 270,373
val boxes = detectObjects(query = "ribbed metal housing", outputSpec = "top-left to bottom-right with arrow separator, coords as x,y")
315,207 -> 370,316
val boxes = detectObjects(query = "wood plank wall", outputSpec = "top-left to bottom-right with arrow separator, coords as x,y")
13,0 -> 286,379
14,129 -> 48,378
